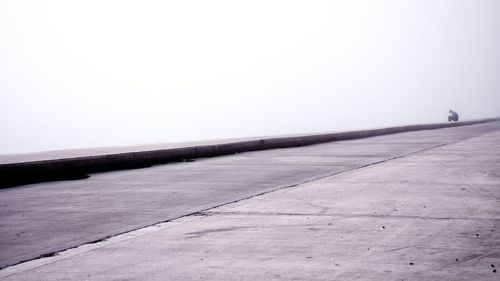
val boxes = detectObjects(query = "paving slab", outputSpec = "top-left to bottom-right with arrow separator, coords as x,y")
1,121 -> 500,271
1,123 -> 499,280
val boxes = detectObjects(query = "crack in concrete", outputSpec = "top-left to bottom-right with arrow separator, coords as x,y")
185,226 -> 250,238
459,251 -> 500,263
384,245 -> 416,252
200,210 -> 500,222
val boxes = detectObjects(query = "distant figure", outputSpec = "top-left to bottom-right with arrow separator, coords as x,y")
448,109 -> 459,122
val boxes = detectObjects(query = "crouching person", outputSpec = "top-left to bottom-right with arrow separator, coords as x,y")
448,110 -> 459,122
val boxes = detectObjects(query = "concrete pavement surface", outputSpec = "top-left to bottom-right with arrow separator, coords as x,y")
1,121 -> 500,280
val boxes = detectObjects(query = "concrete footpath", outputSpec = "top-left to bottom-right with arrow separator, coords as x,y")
1,122 -> 500,269
1,123 -> 500,280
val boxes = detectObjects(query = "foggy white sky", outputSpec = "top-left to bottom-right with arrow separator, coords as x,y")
1,0 -> 500,154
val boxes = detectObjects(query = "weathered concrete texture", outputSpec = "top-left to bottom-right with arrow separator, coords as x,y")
1,123 -> 499,280
1,122 -> 500,272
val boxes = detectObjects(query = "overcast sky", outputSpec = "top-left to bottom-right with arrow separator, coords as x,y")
1,0 -> 499,154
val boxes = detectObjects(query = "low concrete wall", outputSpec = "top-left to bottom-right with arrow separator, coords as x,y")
1,118 -> 499,188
